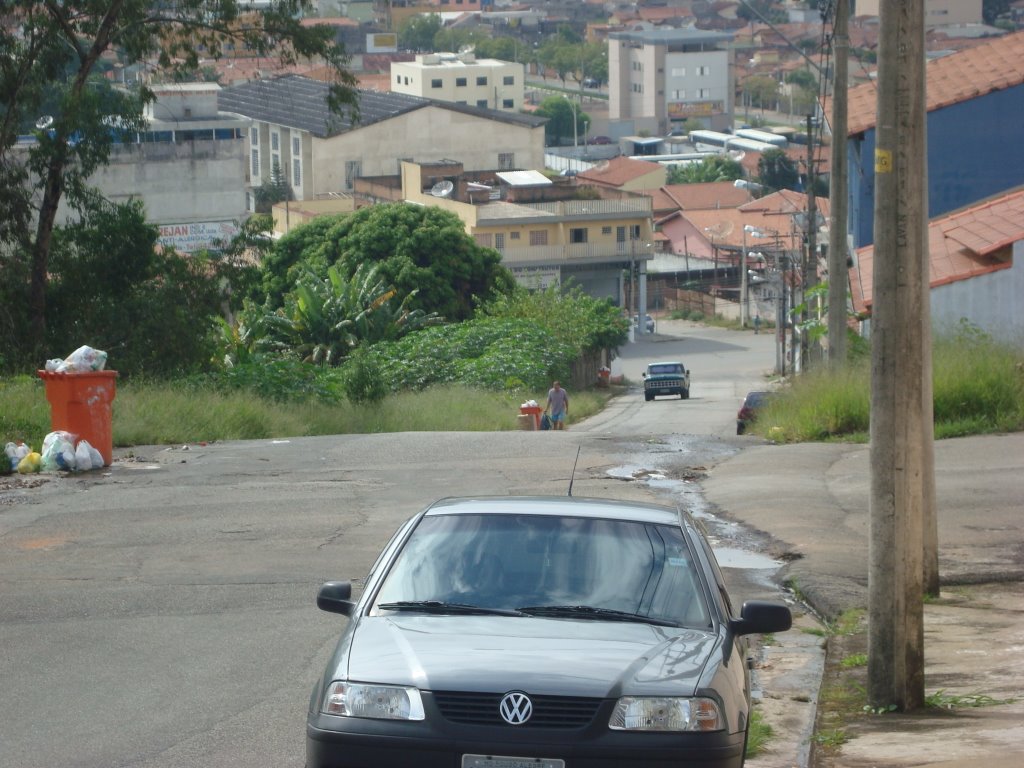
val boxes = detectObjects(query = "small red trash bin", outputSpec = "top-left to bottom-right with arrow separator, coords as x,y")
519,404 -> 542,430
37,370 -> 118,466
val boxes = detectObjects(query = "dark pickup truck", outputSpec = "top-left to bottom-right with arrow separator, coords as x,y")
642,361 -> 691,401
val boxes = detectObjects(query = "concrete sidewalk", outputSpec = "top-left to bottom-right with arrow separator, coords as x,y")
702,433 -> 1024,767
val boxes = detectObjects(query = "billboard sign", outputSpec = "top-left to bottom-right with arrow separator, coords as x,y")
366,33 -> 398,53
157,220 -> 239,252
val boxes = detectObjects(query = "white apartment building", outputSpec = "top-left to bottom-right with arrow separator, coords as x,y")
853,0 -> 982,27
608,28 -> 735,135
391,52 -> 524,112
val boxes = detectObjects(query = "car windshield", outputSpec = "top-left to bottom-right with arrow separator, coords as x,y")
649,364 -> 682,375
371,513 -> 711,628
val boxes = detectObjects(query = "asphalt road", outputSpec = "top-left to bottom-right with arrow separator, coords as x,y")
0,320 -> 786,768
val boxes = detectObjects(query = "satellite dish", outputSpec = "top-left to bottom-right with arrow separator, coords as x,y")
705,220 -> 735,239
35,115 -> 54,130
727,149 -> 746,162
430,180 -> 454,198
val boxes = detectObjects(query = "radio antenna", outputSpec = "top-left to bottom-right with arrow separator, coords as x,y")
567,445 -> 582,497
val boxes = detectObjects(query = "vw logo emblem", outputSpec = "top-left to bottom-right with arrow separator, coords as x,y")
499,691 -> 533,725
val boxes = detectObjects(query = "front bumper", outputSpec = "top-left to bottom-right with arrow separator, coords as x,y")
307,703 -> 746,768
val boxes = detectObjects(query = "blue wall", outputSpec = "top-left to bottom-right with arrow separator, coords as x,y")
849,83 -> 1024,248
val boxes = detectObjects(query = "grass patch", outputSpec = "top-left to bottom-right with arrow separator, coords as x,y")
812,728 -> 848,748
925,690 -> 1017,709
1,375 -> 619,450
839,653 -> 868,668
752,325 -> 1024,443
745,709 -> 774,758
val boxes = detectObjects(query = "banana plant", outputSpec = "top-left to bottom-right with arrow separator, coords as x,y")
258,264 -> 441,365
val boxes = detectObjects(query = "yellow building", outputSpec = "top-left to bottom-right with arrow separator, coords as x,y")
401,161 -> 657,315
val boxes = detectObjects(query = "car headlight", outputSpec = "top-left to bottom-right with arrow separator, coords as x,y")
321,682 -> 425,720
609,697 -> 722,732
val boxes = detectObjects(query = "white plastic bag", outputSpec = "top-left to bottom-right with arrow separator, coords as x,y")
41,431 -> 77,472
55,345 -> 108,373
74,440 -> 94,472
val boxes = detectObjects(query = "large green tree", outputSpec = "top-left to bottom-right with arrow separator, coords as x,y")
668,156 -> 745,184
535,96 -> 589,146
261,204 -> 514,322
399,14 -> 442,51
46,200 -> 223,376
0,1 -> 358,362
757,148 -> 800,192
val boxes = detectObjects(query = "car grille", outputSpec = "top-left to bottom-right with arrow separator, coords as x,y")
648,380 -> 679,389
433,691 -> 603,728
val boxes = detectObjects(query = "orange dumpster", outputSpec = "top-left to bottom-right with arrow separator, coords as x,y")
519,404 -> 542,430
37,370 -> 118,466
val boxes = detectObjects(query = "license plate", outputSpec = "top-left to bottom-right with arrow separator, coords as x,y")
462,755 -> 565,768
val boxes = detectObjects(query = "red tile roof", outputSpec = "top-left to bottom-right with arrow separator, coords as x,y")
841,30 -> 1024,136
577,156 -> 664,188
850,187 -> 1023,314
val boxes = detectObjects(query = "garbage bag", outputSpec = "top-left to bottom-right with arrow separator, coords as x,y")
75,440 -> 94,472
41,431 -> 76,472
55,345 -> 108,373
17,452 -> 42,474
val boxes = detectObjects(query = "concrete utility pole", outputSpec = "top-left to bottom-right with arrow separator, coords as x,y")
827,0 -> 849,368
868,0 -> 931,711
802,114 -> 818,369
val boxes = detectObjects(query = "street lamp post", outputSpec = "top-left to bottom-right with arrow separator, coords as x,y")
741,224 -> 758,329
564,95 -> 578,149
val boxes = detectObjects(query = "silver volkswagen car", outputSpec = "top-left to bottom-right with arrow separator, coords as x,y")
307,496 -> 791,768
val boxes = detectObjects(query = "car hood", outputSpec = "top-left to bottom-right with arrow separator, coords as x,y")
340,616 -> 720,697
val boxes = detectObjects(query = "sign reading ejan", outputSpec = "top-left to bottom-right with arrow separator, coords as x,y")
157,221 -> 239,253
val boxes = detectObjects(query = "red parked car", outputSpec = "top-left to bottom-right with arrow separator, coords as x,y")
736,391 -> 771,435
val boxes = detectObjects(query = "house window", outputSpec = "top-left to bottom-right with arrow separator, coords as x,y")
494,233 -> 505,251
344,160 -> 362,190
698,88 -> 711,98
510,231 -> 521,240
456,77 -> 467,86
475,233 -> 493,247
671,67 -> 686,77
697,65 -> 711,76
404,76 -> 409,85
498,152 -> 515,170
396,74 -> 400,84
292,135 -> 300,155
270,131 -> 279,151
570,228 -> 588,244
503,75 -> 514,85
292,157 -> 301,186
249,126 -> 258,145
250,148 -> 259,178
529,230 -> 548,246
601,226 -> 612,235
630,225 -> 641,239
502,99 -> 513,109
476,99 -> 488,108
672,89 -> 686,99
431,78 -> 443,88
476,76 -> 487,86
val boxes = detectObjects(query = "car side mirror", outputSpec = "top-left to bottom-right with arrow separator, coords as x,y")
317,581 -> 356,616
729,600 -> 792,636
641,372 -> 647,378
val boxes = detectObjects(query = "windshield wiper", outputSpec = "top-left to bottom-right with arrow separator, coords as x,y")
376,600 -> 522,616
516,605 -> 679,627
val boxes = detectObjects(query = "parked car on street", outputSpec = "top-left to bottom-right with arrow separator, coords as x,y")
633,313 -> 656,333
736,390 -> 771,435
587,135 -> 613,145
307,496 -> 792,768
